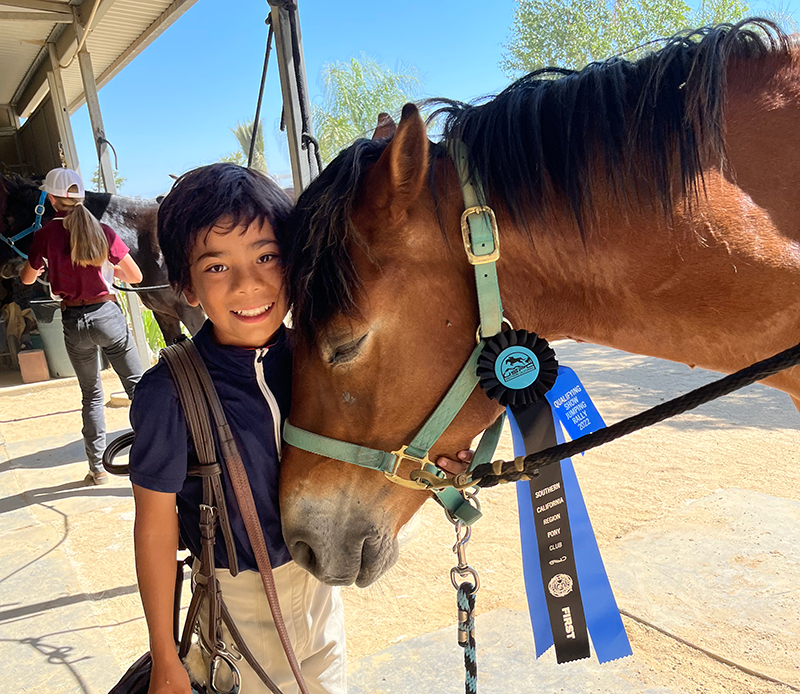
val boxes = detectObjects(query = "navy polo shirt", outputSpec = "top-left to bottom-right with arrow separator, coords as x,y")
129,320 -> 293,571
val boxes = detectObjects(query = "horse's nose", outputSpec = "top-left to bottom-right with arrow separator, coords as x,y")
284,515 -> 397,587
288,538 -> 320,577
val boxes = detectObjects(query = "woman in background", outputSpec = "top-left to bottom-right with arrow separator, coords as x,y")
21,167 -> 143,485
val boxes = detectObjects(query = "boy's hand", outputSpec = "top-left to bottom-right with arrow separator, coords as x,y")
435,449 -> 474,476
148,654 -> 192,694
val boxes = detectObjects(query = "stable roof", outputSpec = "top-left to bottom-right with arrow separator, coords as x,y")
1,0 -> 198,118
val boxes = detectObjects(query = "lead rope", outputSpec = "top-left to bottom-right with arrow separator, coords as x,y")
472,338 -> 800,488
449,491 -> 481,693
457,584 -> 477,694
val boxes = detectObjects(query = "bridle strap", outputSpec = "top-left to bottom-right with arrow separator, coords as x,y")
0,190 -> 47,261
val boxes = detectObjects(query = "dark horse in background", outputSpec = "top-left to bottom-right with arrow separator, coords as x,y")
0,174 -> 204,343
279,20 -> 800,588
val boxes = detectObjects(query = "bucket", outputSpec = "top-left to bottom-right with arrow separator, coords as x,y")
29,299 -> 75,378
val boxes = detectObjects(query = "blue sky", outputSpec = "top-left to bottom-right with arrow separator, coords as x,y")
69,0 -> 795,198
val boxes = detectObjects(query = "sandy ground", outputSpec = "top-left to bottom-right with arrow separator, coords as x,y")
1,341 -> 798,693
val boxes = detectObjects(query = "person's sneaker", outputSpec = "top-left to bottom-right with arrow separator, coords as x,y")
85,470 -> 109,485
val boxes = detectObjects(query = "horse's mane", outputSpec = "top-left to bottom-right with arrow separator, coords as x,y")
286,19 -> 790,340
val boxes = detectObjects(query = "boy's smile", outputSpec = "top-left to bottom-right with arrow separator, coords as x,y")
184,218 -> 287,348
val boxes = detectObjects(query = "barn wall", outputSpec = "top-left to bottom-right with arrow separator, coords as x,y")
17,97 -> 62,175
0,104 -> 22,173
0,136 -> 19,169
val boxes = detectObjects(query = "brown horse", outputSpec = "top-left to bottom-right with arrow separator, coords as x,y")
280,20 -> 800,587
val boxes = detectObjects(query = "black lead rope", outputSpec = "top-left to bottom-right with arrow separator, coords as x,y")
473,340 -> 800,488
111,282 -> 171,292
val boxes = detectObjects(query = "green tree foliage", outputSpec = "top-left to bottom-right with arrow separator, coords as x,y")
219,150 -> 248,166
500,0 -> 753,75
90,166 -> 125,192
221,119 -> 268,172
312,54 -> 422,164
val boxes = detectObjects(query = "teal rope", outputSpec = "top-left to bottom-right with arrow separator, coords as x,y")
457,583 -> 477,694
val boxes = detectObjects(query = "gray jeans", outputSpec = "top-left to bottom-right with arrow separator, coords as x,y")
62,301 -> 143,473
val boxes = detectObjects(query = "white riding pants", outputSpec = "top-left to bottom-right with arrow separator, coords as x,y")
197,560 -> 347,694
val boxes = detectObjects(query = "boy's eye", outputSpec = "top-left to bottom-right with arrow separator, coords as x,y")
258,253 -> 279,264
206,264 -> 226,273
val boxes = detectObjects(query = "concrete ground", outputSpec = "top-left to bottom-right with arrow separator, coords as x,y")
0,344 -> 798,694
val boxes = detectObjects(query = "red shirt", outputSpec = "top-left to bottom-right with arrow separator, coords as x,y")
28,217 -> 130,303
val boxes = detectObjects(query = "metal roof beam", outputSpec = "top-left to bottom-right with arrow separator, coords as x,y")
0,11 -> 71,20
12,0 -> 115,117
66,0 -> 197,112
0,0 -> 71,12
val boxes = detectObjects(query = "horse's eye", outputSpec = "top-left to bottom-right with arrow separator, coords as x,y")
329,334 -> 368,365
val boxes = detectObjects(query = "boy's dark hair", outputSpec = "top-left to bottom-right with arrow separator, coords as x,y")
157,163 -> 293,290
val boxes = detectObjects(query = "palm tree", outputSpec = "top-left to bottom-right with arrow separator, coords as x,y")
312,54 -> 423,165
221,119 -> 268,172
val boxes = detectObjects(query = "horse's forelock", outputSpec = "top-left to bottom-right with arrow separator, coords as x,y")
285,138 -> 389,343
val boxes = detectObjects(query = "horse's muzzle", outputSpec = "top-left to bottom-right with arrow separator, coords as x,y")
282,497 -> 399,587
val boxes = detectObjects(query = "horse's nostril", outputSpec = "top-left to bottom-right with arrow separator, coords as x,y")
291,540 -> 316,572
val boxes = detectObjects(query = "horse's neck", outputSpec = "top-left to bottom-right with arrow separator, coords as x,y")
84,192 -> 112,224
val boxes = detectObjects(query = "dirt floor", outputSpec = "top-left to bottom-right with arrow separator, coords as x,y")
1,341 -> 798,693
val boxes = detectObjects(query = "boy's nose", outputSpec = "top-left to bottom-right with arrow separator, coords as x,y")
233,267 -> 267,293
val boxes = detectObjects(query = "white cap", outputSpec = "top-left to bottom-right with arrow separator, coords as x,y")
40,168 -> 85,199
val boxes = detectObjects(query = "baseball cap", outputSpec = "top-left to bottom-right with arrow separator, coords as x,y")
40,168 -> 85,198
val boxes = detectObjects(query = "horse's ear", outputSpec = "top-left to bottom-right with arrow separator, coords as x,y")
372,112 -> 396,140
373,103 -> 428,211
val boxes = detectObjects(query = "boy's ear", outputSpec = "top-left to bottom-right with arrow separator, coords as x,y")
183,286 -> 200,307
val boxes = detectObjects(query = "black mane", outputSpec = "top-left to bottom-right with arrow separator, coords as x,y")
285,19 -> 790,340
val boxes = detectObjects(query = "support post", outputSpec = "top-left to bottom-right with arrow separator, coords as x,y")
126,292 -> 151,368
269,0 -> 317,194
72,5 -> 116,193
46,42 -> 80,172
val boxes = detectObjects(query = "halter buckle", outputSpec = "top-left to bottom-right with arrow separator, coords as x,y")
461,205 -> 500,265
385,445 -> 437,490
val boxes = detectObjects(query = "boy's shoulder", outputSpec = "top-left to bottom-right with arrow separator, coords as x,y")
129,358 -> 180,425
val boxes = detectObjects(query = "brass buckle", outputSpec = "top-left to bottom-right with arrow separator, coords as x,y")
385,445 -> 436,490
460,205 -> 500,265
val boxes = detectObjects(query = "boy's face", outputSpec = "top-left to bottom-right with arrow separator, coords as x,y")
184,218 -> 287,348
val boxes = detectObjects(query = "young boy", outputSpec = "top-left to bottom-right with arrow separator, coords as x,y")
130,163 -> 468,694
129,163 -> 344,694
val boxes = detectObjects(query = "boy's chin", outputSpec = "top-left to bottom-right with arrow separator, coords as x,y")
212,315 -> 285,348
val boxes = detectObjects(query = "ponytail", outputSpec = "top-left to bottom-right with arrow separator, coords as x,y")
54,197 -> 109,267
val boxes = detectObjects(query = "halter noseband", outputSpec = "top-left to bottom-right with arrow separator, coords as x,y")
0,190 -> 47,261
283,145 -> 504,524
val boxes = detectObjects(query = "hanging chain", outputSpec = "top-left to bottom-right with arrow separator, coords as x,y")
448,491 -> 480,694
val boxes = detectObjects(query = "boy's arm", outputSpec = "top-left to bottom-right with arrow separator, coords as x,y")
132,483 -> 192,694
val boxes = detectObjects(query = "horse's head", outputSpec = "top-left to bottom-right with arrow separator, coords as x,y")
0,173 -> 41,278
281,105 -> 501,586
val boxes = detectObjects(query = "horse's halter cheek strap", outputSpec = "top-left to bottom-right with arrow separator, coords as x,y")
452,142 -> 504,337
0,190 -> 47,261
